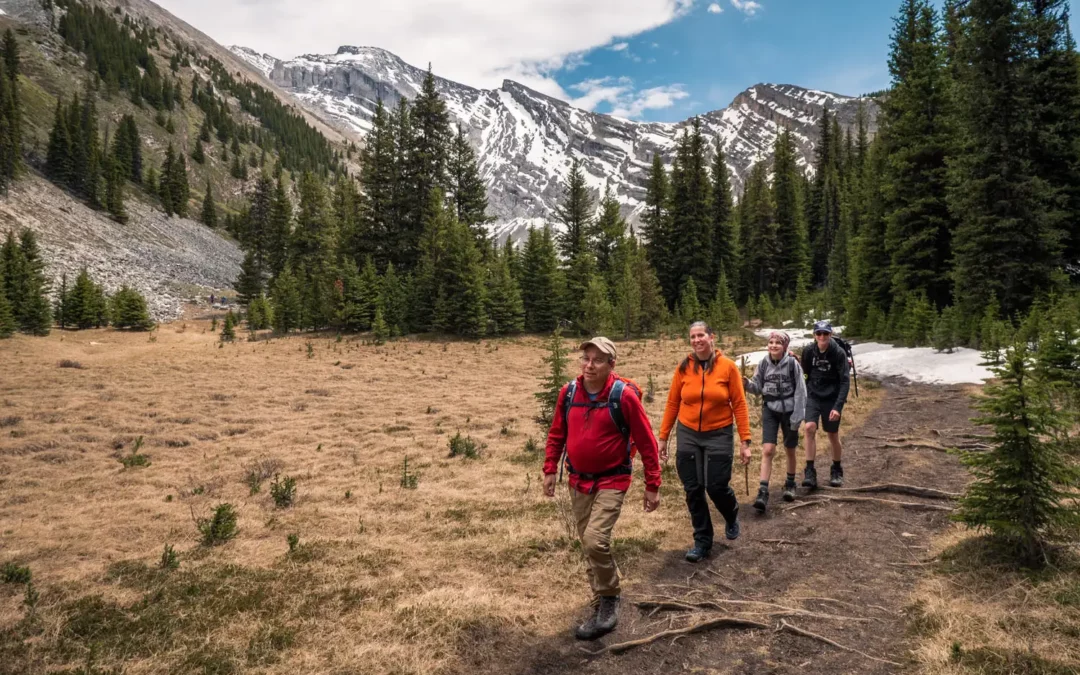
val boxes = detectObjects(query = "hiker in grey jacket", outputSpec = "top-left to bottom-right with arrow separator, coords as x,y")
743,330 -> 807,511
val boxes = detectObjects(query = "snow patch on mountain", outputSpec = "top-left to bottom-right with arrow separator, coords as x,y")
230,44 -> 879,243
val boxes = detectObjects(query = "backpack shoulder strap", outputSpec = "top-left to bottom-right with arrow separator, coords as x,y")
562,380 -> 578,430
607,379 -> 631,437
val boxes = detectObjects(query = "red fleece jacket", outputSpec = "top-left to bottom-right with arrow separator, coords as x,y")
543,373 -> 661,494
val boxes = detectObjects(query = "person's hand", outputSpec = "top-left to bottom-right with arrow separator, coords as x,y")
829,410 -> 841,422
543,473 -> 556,497
739,440 -> 752,465
658,438 -> 668,462
643,489 -> 660,513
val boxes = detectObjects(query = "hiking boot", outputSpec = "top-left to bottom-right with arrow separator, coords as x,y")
592,596 -> 620,638
685,546 -> 710,563
802,465 -> 818,490
753,486 -> 769,512
830,464 -> 844,487
783,479 -> 797,502
573,598 -> 601,640
725,517 -> 741,541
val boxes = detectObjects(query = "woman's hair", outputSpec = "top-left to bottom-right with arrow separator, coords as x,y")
679,321 -> 717,374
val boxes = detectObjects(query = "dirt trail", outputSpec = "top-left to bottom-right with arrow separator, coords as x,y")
505,381 -> 978,675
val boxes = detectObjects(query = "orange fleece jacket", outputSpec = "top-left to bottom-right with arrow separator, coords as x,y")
659,354 -> 751,442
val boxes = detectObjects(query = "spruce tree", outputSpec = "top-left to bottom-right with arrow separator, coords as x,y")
677,278 -> 703,325
447,122 -> 489,245
484,246 -> 525,335
932,305 -> 960,353
668,120 -> 713,298
710,137 -> 736,288
235,250 -> 263,306
0,261 -> 12,338
555,157 -> 593,263
521,225 -> 564,333
535,328 -> 569,428
642,152 -> 675,305
773,128 -> 809,295
11,230 -> 50,335
709,271 -> 740,331
168,151 -> 189,217
270,267 -> 302,333
634,241 -> 667,334
950,0 -> 1059,319
104,156 -> 127,223
433,215 -> 486,337
201,181 -> 217,228
267,175 -> 292,278
882,0 -> 955,309
109,286 -> 153,330
411,66 -> 452,220
371,306 -> 389,344
2,30 -> 19,83
593,187 -> 625,281
192,140 -> 205,164
46,98 -> 72,186
738,162 -> 775,300
580,274 -> 613,336
220,310 -> 236,342
807,106 -> 842,285
356,256 -> 381,330
613,254 -> 641,340
378,262 -> 408,335
357,99 -> 396,268
955,342 -> 1080,566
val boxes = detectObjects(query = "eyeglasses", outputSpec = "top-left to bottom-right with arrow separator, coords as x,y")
579,356 -> 612,367
814,332 -> 831,337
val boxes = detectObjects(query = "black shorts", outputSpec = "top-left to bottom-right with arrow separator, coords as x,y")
761,406 -> 799,449
805,396 -> 841,433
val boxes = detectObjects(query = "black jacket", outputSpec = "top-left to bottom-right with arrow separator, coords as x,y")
801,339 -> 851,412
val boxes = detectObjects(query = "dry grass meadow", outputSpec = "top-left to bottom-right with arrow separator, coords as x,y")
0,320 -> 894,674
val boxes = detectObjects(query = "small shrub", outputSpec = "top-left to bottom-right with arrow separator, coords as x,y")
270,474 -> 296,508
344,490 -> 352,500
211,317 -> 218,332
448,432 -> 482,459
58,359 -> 84,369
119,436 -> 150,468
0,416 -> 21,428
243,457 -> 283,495
198,503 -> 238,545
160,544 -> 179,570
645,374 -> 656,404
1,562 -> 31,584
400,456 -> 419,489
286,533 -> 299,553
23,581 -> 39,614
305,342 -> 314,359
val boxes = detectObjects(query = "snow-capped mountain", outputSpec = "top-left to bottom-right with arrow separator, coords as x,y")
231,45 -> 879,242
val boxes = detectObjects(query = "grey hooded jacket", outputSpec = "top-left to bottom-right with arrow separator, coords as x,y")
743,353 -> 807,428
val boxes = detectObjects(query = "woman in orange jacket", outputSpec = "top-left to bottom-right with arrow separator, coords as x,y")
659,321 -> 752,562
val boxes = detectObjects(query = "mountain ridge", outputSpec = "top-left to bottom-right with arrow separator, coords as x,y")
231,43 -> 880,241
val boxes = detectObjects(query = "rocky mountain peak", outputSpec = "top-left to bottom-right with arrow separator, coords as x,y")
230,45 -> 879,242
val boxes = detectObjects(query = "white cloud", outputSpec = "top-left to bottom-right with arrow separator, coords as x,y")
154,0 -> 697,101
569,77 -> 687,119
730,0 -> 763,16
707,3 -> 723,13
610,42 -> 630,51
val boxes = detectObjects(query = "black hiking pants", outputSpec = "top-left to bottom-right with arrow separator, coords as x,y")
675,422 -> 738,550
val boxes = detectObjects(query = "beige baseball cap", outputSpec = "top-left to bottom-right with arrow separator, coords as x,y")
579,336 -> 617,360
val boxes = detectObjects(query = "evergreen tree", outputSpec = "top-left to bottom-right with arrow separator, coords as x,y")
1027,0 -> 1080,272
710,137 -> 736,288
247,294 -> 273,331
411,66 -> 453,220
677,277 -> 703,324
65,268 -> 107,329
642,152 -> 675,305
357,99 -> 396,268
0,261 -> 12,338
773,128 -> 810,295
950,0 -> 1060,319
160,144 -> 176,216
168,151 -> 189,217
484,246 -> 525,335
109,286 -> 154,330
709,271 -> 740,331
555,157 -> 593,263
110,115 -> 142,184
882,0 -> 955,309
847,138 -> 893,336
668,120 -> 713,298
521,225 -> 564,333
738,161 -> 775,300
447,122 -> 489,245
807,105 -> 842,285
580,274 -> 613,336
535,328 -> 569,428
613,253 -> 641,340
433,214 -> 486,337
356,256 -> 381,330
104,155 -> 127,223
46,99 -> 72,185
7,230 -> 50,335
267,175 -> 292,278
235,250 -> 263,306
932,305 -> 960,353
593,187 -> 625,282
201,180 -> 217,228
378,261 -> 408,335
270,267 -> 302,333
371,306 -> 389,344
191,139 -> 205,164
634,241 -> 667,334
901,291 -> 937,347
955,342 -> 1080,566
220,310 -> 236,342
2,30 -> 19,82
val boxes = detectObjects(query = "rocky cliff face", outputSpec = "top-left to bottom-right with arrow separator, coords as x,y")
235,44 -> 879,242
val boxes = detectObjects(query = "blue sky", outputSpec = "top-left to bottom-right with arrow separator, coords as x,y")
161,0 -> 1080,123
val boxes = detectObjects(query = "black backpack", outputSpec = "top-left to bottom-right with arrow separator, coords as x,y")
831,336 -> 859,398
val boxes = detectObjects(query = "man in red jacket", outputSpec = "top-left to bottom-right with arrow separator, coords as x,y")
544,337 -> 661,641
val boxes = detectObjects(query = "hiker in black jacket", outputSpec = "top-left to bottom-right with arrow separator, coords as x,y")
800,320 -> 850,489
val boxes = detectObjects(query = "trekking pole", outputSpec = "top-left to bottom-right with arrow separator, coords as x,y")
744,464 -> 750,496
851,359 -> 860,398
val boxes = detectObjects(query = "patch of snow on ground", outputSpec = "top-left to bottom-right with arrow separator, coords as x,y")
745,328 -> 992,385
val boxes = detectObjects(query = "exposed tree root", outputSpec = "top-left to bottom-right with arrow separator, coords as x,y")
781,495 -> 954,512
778,620 -> 903,667
581,616 -> 769,655
821,483 -> 960,500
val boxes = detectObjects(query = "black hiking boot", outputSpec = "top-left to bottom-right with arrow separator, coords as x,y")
574,598 -> 601,640
783,479 -> 797,502
725,516 -> 741,541
802,465 -> 818,490
685,546 -> 710,563
592,596 -> 620,638
830,464 -> 844,487
753,486 -> 769,512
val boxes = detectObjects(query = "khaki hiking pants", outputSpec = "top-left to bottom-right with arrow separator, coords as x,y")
570,488 -> 626,597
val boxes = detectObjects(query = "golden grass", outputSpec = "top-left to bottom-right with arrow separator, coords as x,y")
0,324 -> 882,674
907,526 -> 1080,674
